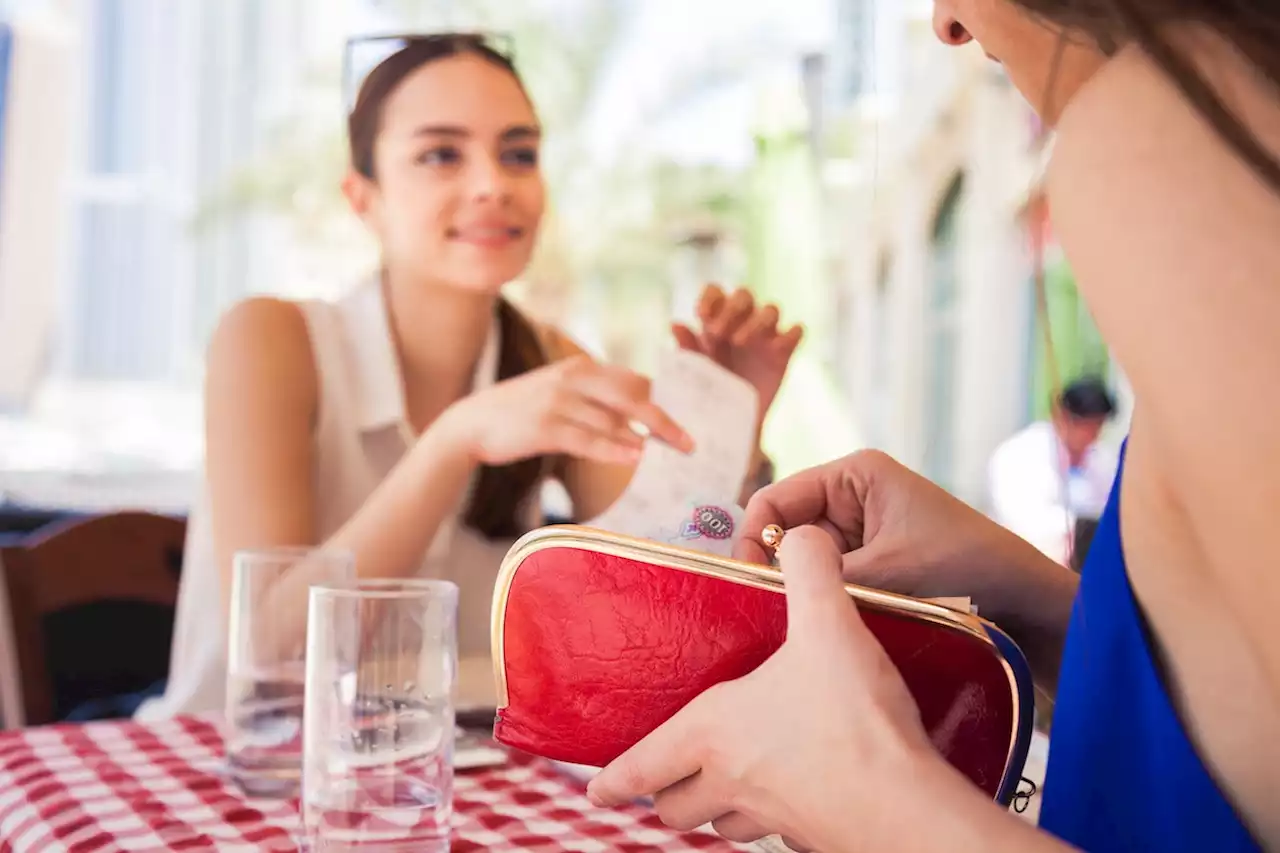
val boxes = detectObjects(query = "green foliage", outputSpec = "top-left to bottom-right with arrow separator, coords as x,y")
822,111 -> 863,159
1029,258 -> 1112,421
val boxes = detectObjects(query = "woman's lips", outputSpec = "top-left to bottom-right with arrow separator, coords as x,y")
448,226 -> 524,247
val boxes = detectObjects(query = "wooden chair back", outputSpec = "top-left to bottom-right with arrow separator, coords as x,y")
0,512 -> 184,726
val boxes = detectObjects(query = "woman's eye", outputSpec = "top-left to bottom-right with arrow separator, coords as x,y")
417,147 -> 462,167
502,147 -> 539,168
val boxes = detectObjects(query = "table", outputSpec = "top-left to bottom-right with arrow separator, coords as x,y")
0,715 -> 748,852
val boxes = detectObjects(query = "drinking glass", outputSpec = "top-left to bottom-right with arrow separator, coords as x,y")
225,547 -> 355,797
302,579 -> 459,853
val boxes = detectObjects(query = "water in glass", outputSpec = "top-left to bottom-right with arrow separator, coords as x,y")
303,579 -> 458,852
224,547 -> 354,798
225,665 -> 306,797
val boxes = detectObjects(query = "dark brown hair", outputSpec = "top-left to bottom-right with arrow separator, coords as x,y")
465,300 -> 559,540
1012,0 -> 1280,192
349,36 -> 555,540
348,34 -> 527,180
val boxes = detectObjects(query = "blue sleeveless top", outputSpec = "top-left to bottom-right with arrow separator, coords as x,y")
1039,445 -> 1260,851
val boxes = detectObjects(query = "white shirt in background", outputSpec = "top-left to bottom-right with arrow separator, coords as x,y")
987,421 -> 1120,564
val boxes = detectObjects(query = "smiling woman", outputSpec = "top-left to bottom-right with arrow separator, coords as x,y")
136,33 -> 799,722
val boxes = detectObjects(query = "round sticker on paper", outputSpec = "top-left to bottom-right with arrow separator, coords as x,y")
692,505 -> 735,540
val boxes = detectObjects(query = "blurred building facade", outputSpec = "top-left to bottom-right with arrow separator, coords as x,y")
52,0 -> 362,384
0,5 -> 74,409
0,0 -> 370,506
824,7 -> 1123,510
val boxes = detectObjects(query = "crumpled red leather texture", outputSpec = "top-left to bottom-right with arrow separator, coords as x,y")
494,546 -> 1021,801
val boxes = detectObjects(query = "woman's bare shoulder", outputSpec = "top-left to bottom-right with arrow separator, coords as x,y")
1045,29 -> 1280,322
1042,27 -> 1280,476
206,296 -> 318,418
1042,28 -> 1280,546
211,296 -> 308,345
1050,29 -> 1280,202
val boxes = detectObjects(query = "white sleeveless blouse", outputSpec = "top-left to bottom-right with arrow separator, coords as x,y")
136,276 -> 537,721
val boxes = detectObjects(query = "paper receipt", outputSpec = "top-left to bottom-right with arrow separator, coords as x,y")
586,349 -> 759,548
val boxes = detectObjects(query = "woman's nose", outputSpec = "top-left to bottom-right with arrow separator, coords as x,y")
467,156 -> 512,203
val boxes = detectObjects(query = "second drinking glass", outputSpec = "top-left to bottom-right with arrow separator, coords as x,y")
225,547 -> 355,798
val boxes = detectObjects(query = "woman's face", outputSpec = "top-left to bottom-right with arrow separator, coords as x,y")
931,0 -> 1107,122
348,53 -> 545,294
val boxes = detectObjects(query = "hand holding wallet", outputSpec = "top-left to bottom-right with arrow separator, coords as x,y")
490,524 -> 1035,805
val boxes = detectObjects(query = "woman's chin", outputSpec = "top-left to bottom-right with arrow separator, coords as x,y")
413,260 -> 527,297
445,271 -> 523,297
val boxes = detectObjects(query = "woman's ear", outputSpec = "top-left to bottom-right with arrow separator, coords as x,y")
342,169 -> 387,241
342,169 -> 372,218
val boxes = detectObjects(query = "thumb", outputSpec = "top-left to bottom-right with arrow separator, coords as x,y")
777,526 -> 853,633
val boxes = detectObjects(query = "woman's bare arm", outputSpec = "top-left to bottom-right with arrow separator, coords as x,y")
205,298 -> 479,628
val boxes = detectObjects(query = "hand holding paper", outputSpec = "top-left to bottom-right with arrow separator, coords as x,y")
586,348 -> 759,556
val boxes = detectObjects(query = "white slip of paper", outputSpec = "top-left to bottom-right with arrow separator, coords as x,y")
587,349 -> 759,553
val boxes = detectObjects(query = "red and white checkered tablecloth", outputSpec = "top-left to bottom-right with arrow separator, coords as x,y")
0,715 -> 748,852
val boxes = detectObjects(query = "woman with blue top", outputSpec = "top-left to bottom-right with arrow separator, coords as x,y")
587,1 -> 1279,850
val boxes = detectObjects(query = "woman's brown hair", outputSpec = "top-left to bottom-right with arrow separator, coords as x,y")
348,35 -> 555,540
1012,0 -> 1280,192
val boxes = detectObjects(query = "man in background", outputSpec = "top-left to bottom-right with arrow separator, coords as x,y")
988,377 -> 1120,569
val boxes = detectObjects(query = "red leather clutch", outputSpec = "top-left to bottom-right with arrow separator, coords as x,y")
491,525 -> 1035,805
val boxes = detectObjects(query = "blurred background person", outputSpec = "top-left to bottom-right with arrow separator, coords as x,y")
987,376 -> 1118,568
